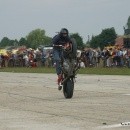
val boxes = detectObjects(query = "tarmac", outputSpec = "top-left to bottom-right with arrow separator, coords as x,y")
0,72 -> 130,130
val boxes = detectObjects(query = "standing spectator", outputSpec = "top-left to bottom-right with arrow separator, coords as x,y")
1,54 -> 5,67
116,49 -> 123,66
122,48 -> 127,66
127,49 -> 130,68
41,50 -> 46,66
0,54 -> 2,68
95,48 -> 101,67
33,50 -> 37,67
88,48 -> 94,66
36,51 -> 42,67
105,49 -> 111,67
28,51 -> 34,67
45,50 -> 51,67
101,48 -> 107,67
13,53 -> 19,67
111,48 -> 116,66
92,49 -> 97,67
80,50 -> 87,67
23,53 -> 29,67
119,49 -> 124,66
108,48 -> 113,67
102,48 -> 111,67
85,49 -> 90,67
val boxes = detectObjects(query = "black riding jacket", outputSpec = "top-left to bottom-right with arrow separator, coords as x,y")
52,34 -> 72,50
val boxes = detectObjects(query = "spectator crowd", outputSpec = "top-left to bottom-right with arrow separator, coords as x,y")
0,48 -> 54,68
79,47 -> 130,68
1,46 -> 130,68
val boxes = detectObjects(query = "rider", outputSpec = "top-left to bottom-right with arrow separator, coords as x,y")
52,28 -> 72,90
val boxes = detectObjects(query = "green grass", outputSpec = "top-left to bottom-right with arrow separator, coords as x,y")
0,67 -> 130,75
79,67 -> 130,75
0,67 -> 55,73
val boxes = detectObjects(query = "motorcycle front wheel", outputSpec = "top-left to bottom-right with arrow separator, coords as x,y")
63,78 -> 74,99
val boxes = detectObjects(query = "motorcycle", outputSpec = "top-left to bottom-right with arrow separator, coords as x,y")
53,38 -> 80,99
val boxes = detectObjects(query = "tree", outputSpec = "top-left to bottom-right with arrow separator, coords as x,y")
19,37 -> 28,47
70,33 -> 84,49
0,37 -> 19,47
44,36 -> 52,45
26,29 -> 52,49
10,39 -> 19,47
0,37 -> 10,47
127,16 -> 130,29
100,27 -> 117,48
90,27 -> 117,49
124,16 -> 130,35
89,35 -> 101,49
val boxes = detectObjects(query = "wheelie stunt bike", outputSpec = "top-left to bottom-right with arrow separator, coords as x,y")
53,38 -> 80,99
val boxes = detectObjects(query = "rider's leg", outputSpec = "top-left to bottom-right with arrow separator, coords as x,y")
53,49 -> 62,74
53,49 -> 63,87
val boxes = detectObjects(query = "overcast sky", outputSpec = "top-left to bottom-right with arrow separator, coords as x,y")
0,0 -> 130,42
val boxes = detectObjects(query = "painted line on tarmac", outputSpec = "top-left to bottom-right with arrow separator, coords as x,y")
123,94 -> 130,96
97,122 -> 130,129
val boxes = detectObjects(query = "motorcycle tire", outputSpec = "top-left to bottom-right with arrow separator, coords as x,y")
71,38 -> 77,58
63,78 -> 74,99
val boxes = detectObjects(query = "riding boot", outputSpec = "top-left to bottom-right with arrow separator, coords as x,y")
57,74 -> 63,90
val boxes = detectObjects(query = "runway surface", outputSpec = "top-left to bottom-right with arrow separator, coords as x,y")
0,72 -> 130,130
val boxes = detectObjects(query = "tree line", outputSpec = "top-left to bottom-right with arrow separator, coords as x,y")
0,27 -> 117,50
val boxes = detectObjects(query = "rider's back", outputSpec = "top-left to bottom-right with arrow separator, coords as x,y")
52,34 -> 71,46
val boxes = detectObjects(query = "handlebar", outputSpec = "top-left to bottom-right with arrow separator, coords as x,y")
53,44 -> 63,47
53,43 -> 71,50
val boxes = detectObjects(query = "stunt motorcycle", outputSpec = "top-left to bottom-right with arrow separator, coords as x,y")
53,38 -> 80,99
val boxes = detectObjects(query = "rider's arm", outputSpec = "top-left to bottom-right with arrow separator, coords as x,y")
52,35 -> 59,45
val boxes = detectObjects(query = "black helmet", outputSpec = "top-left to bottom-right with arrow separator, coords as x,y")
60,28 -> 69,38
60,28 -> 69,34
